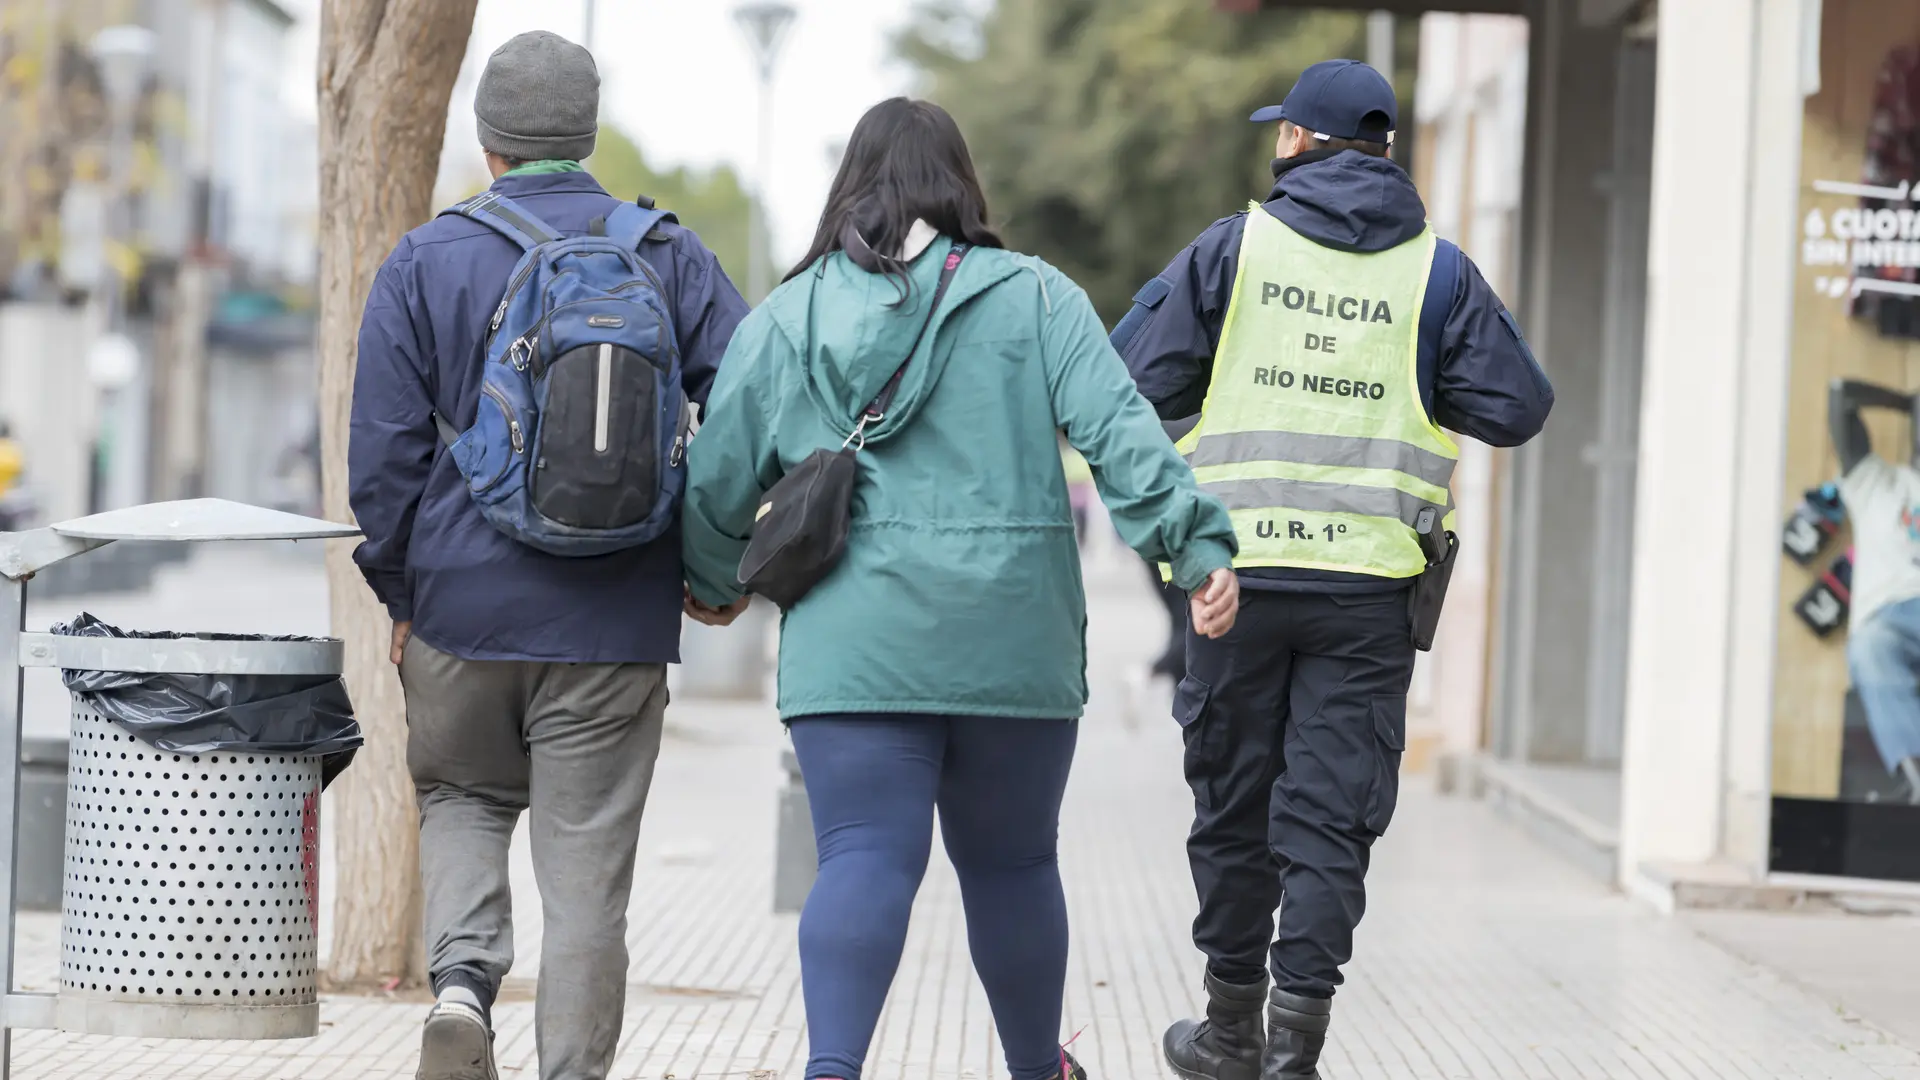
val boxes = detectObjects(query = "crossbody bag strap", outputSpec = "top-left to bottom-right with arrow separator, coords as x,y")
843,244 -> 971,450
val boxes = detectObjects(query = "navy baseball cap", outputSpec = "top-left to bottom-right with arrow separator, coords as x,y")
1250,59 -> 1397,142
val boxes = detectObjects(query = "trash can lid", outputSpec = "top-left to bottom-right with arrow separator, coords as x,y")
20,736 -> 68,766
51,499 -> 361,543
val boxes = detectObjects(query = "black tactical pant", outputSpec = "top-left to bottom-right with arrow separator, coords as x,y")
1176,587 -> 1414,998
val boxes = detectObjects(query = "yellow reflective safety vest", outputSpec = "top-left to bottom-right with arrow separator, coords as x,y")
1173,205 -> 1457,580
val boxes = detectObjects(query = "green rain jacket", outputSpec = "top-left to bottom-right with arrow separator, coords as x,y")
682,236 -> 1237,720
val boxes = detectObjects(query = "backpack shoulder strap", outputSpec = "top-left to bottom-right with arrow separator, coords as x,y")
440,192 -> 562,251
603,202 -> 678,252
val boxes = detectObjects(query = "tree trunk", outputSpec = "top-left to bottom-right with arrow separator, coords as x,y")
316,0 -> 477,989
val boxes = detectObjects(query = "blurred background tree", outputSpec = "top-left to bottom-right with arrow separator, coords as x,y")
899,0 -> 1388,323
0,0 -> 164,301
585,126 -> 770,289
443,123 -> 772,292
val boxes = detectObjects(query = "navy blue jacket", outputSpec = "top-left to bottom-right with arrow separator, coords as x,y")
1113,150 -> 1553,591
349,171 -> 749,663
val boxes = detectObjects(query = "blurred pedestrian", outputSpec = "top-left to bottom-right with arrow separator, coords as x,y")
1061,433 -> 1095,546
0,422 -> 20,497
346,30 -> 747,1080
1143,557 -> 1188,678
1112,61 -> 1554,1080
680,97 -> 1239,1080
0,420 -> 35,532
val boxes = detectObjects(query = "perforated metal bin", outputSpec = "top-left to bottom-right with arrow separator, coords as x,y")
0,500 -> 360,1062
55,693 -> 326,1038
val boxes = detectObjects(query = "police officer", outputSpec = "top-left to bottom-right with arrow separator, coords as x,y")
1112,60 -> 1553,1080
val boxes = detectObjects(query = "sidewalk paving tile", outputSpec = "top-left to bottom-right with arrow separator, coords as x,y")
5,552 -> 1916,1078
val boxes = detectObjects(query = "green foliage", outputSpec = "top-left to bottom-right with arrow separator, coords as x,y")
585,125 -> 768,293
898,0 -> 1368,323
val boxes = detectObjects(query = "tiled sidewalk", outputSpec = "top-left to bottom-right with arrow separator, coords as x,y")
8,553 -> 1920,1078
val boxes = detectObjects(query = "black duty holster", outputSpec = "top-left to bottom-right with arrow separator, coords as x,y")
1410,508 -> 1457,652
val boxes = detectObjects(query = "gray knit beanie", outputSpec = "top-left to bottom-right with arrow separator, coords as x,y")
474,31 -> 599,162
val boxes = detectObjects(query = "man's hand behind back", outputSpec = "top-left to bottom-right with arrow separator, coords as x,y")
684,587 -> 752,627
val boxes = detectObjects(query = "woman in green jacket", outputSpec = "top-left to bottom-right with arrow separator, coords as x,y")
681,98 -> 1238,1080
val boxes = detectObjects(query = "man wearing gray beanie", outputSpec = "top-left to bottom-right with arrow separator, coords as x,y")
474,29 -> 601,164
347,29 -> 749,1080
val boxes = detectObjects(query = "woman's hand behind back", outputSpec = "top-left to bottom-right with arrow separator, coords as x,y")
1190,568 -> 1240,639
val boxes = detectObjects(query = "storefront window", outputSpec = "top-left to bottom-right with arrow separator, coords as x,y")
1772,0 -> 1920,882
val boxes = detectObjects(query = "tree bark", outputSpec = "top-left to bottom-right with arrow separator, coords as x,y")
316,0 -> 477,989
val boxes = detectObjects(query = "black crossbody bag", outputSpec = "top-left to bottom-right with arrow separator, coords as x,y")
736,244 -> 970,608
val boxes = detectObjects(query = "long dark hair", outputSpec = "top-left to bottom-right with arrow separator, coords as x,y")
786,97 -> 1004,295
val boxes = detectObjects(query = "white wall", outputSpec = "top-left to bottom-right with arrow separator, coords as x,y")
217,1 -> 310,282
1618,0 -> 1802,883
1717,0 -> 1807,874
1412,13 -> 1531,764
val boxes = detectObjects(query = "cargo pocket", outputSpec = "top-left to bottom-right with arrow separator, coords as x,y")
1362,694 -> 1407,835
1174,675 -> 1224,810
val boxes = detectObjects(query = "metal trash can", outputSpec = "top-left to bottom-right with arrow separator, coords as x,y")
18,737 -> 69,912
56,698 -> 323,1039
0,498 -> 362,1055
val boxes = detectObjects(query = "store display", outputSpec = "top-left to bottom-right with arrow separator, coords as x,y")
1848,44 -> 1920,339
1782,481 -> 1847,565
1773,5 -> 1920,883
1793,548 -> 1853,637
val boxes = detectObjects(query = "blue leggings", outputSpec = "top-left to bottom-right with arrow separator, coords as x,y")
789,714 -> 1079,1080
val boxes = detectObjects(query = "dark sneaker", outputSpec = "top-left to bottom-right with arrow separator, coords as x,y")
416,1000 -> 498,1080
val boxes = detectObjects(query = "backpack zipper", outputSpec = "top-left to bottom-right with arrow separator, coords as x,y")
482,383 -> 525,454
668,395 -> 691,466
489,260 -> 542,341
489,250 -> 664,346
525,289 -> 675,377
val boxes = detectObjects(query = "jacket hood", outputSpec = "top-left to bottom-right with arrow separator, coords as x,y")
759,236 -> 1025,446
1264,150 -> 1428,253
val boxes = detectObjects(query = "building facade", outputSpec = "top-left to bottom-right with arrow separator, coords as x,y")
1231,0 -> 1920,897
0,0 -> 316,521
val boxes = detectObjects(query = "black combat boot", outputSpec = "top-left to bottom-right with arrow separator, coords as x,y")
1261,989 -> 1331,1080
1162,973 -> 1267,1080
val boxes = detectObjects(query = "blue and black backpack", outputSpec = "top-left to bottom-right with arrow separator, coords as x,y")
434,192 -> 690,557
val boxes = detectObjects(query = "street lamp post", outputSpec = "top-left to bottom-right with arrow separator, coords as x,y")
87,25 -> 155,513
733,2 -> 797,304
582,0 -> 596,52
89,26 -> 154,337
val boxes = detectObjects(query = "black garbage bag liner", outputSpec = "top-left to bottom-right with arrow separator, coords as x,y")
52,613 -> 362,789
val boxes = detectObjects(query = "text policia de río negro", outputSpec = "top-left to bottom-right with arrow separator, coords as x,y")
1250,280 -> 1393,400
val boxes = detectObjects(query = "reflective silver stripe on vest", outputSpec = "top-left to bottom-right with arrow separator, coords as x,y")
1199,476 -> 1452,527
1185,431 -> 1456,489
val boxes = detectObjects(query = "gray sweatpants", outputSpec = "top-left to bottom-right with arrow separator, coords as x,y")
401,638 -> 667,1080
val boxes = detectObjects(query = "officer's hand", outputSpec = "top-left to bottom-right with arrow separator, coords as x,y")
390,620 -> 412,666
1190,569 -> 1239,639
